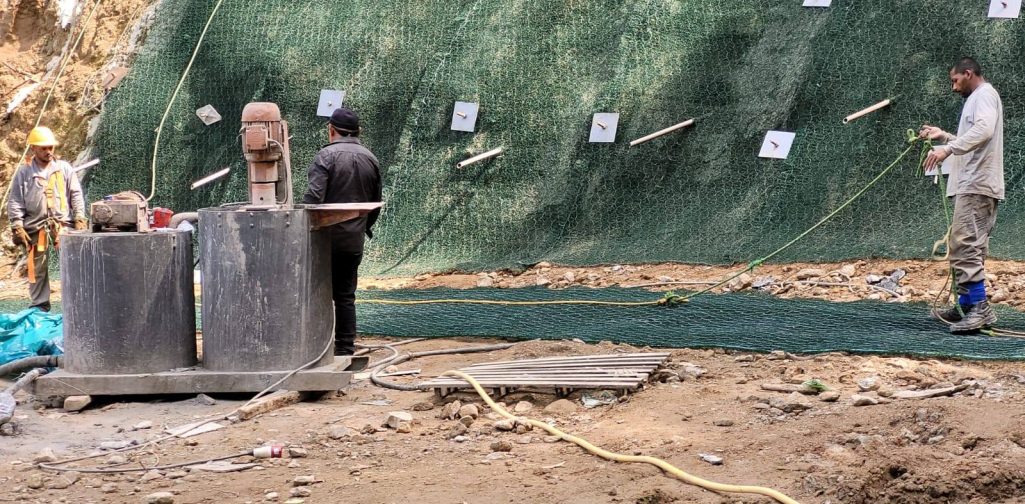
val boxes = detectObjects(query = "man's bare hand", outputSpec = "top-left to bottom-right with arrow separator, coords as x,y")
924,146 -> 951,172
918,125 -> 948,141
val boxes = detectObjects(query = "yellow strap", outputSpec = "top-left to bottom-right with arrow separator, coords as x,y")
44,170 -> 68,216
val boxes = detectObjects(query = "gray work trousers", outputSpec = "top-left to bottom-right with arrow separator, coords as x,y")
26,231 -> 52,309
949,194 -> 999,295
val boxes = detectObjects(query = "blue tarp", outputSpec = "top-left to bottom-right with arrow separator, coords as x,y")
0,309 -> 63,365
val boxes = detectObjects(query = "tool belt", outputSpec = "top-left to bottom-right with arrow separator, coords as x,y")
26,219 -> 65,284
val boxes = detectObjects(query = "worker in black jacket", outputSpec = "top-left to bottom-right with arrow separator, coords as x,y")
303,107 -> 382,356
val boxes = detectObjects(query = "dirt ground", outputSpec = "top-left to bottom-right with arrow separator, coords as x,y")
367,258 -> 1025,309
2,337 -> 1025,504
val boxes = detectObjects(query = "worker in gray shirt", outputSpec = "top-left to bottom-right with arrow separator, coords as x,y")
921,57 -> 1004,333
7,126 -> 88,312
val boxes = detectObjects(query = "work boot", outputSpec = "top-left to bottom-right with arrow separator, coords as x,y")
932,304 -> 968,323
950,301 -> 997,334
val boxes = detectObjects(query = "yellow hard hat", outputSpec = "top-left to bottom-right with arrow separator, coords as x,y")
26,126 -> 59,147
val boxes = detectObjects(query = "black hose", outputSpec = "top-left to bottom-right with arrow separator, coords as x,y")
169,212 -> 199,229
0,355 -> 59,377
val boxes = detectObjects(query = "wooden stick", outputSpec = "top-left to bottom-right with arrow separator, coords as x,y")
760,383 -> 821,395
629,119 -> 695,147
456,147 -> 503,169
843,99 -> 893,124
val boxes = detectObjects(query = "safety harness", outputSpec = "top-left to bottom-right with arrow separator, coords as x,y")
25,163 -> 70,284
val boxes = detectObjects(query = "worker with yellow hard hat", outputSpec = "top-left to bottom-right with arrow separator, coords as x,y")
7,126 -> 87,312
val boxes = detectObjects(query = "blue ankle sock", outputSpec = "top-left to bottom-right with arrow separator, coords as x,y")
965,281 -> 987,305
959,294 -> 970,307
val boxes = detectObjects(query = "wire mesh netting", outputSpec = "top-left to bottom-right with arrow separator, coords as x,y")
81,1 -> 1025,358
357,288 -> 1025,360
91,0 -> 1024,276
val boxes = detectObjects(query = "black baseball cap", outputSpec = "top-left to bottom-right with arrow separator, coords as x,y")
329,107 -> 360,132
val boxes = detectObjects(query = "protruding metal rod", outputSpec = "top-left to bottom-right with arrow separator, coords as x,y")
456,111 -> 467,118
456,147 -> 504,169
629,119 -> 696,147
843,99 -> 893,124
595,121 -> 608,130
190,167 -> 231,190
73,159 -> 100,173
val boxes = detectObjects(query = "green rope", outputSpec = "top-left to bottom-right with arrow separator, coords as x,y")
360,130 -> 929,308
674,130 -> 928,304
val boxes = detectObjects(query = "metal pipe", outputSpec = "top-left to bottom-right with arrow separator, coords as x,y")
169,212 -> 199,229
456,147 -> 503,169
843,99 -> 892,124
629,119 -> 696,147
190,167 -> 231,190
73,159 -> 100,173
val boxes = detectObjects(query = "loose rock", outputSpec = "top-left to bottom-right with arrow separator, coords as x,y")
101,483 -> 118,493
851,394 -> 879,406
458,404 -> 480,420
411,402 -> 435,412
133,420 -> 153,430
292,475 -> 316,486
819,391 -> 841,402
63,395 -> 92,412
857,377 -> 880,392
195,394 -> 217,406
265,492 -> 279,501
795,268 -> 826,280
385,411 -> 413,429
513,401 -> 533,413
289,487 -> 312,498
440,401 -> 462,420
713,420 -> 734,427
769,393 -> 812,413
139,470 -> 162,482
143,492 -> 175,504
328,425 -> 354,440
288,447 -> 308,458
459,416 -> 474,427
543,399 -> 577,414
33,448 -> 57,464
493,419 -> 516,432
698,453 -> 724,465
491,440 -> 513,452
728,273 -> 753,291
26,473 -> 44,489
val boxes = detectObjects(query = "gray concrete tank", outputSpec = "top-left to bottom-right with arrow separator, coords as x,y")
198,208 -> 333,372
60,231 -> 197,374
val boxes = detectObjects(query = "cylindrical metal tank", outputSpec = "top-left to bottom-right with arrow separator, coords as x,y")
198,208 -> 333,371
60,231 -> 197,374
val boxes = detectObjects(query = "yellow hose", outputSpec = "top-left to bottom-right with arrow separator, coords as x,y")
442,370 -> 801,504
